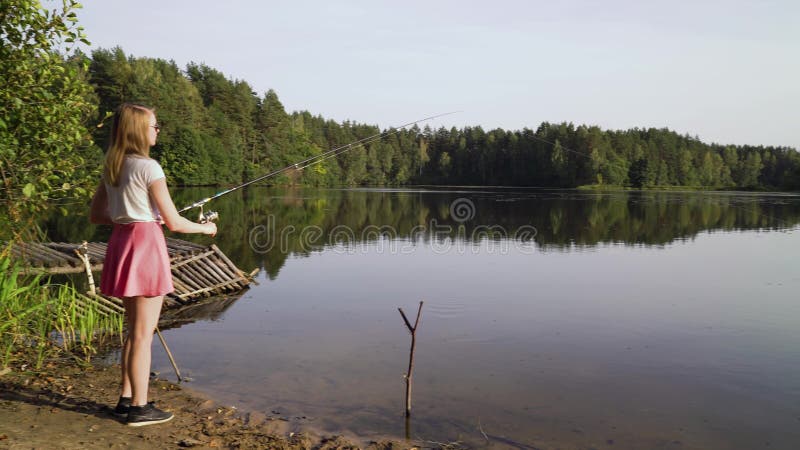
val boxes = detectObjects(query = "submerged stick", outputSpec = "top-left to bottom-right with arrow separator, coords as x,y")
155,327 -> 184,382
398,301 -> 424,418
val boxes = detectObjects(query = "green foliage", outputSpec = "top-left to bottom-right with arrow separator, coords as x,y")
0,253 -> 123,369
0,0 -> 98,237
418,123 -> 799,190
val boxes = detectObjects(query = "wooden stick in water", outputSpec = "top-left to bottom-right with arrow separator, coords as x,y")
155,327 -> 184,382
398,301 -> 424,418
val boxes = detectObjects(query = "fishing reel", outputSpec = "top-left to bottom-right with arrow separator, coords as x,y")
198,206 -> 219,224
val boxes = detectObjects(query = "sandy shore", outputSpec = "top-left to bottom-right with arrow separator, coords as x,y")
0,360 -> 409,449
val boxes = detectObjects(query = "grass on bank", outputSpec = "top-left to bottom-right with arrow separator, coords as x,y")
0,252 -> 124,371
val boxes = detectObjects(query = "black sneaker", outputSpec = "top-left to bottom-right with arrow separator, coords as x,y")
126,402 -> 174,427
113,396 -> 132,418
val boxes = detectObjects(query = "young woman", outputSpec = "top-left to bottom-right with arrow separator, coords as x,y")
90,103 -> 217,426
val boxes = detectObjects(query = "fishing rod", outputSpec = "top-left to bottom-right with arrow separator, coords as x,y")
179,111 -> 460,222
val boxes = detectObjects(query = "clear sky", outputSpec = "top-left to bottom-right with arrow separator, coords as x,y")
74,0 -> 799,149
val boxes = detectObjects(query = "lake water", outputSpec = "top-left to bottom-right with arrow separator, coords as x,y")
51,188 -> 800,449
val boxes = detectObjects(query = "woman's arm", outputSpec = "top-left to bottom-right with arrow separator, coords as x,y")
89,183 -> 113,225
149,178 -> 217,236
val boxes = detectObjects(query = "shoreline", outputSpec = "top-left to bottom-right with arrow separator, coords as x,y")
0,359 -> 410,449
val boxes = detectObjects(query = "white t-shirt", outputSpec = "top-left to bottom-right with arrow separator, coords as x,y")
105,156 -> 166,224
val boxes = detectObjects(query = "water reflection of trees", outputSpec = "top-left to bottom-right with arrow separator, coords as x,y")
45,189 -> 800,279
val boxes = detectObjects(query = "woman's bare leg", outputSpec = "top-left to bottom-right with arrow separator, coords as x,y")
120,297 -> 134,398
124,295 -> 164,406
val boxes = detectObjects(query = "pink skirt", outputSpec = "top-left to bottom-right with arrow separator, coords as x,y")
100,222 -> 174,298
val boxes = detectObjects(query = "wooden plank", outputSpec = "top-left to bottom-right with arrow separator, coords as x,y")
163,297 -> 182,308
25,244 -> 74,268
211,245 -> 249,280
200,255 -> 239,287
171,250 -> 216,269
165,238 -> 205,255
208,253 -> 247,288
21,266 -> 84,275
169,275 -> 193,295
9,244 -> 44,267
64,294 -> 117,319
64,302 -> 91,319
185,260 -> 219,288
79,295 -> 121,317
166,237 -> 206,251
178,263 -> 209,291
177,278 -> 246,299
206,250 -> 242,282
164,240 -> 187,253
170,293 -> 189,305
191,256 -> 228,287
171,267 -> 204,292
85,251 -> 105,263
171,286 -> 193,301
165,290 -> 187,306
46,243 -> 81,253
79,294 -> 119,313
210,257 -> 247,289
166,244 -> 193,256
82,300 -> 115,318
172,275 -> 203,298
85,243 -> 108,262
87,242 -> 107,252
88,294 -> 125,314
28,242 -> 83,267
27,242 -> 79,263
102,295 -> 124,309
15,242 -> 57,266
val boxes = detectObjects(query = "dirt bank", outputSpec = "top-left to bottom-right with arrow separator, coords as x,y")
0,361 -> 413,449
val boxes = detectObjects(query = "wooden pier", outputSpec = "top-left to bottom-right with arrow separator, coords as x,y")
8,238 -> 256,309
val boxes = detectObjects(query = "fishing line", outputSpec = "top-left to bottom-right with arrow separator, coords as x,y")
178,111 -> 460,219
293,128 -> 403,171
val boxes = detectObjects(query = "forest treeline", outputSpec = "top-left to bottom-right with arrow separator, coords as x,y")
85,47 -> 800,191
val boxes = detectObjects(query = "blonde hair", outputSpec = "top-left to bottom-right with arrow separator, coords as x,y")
103,103 -> 155,186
